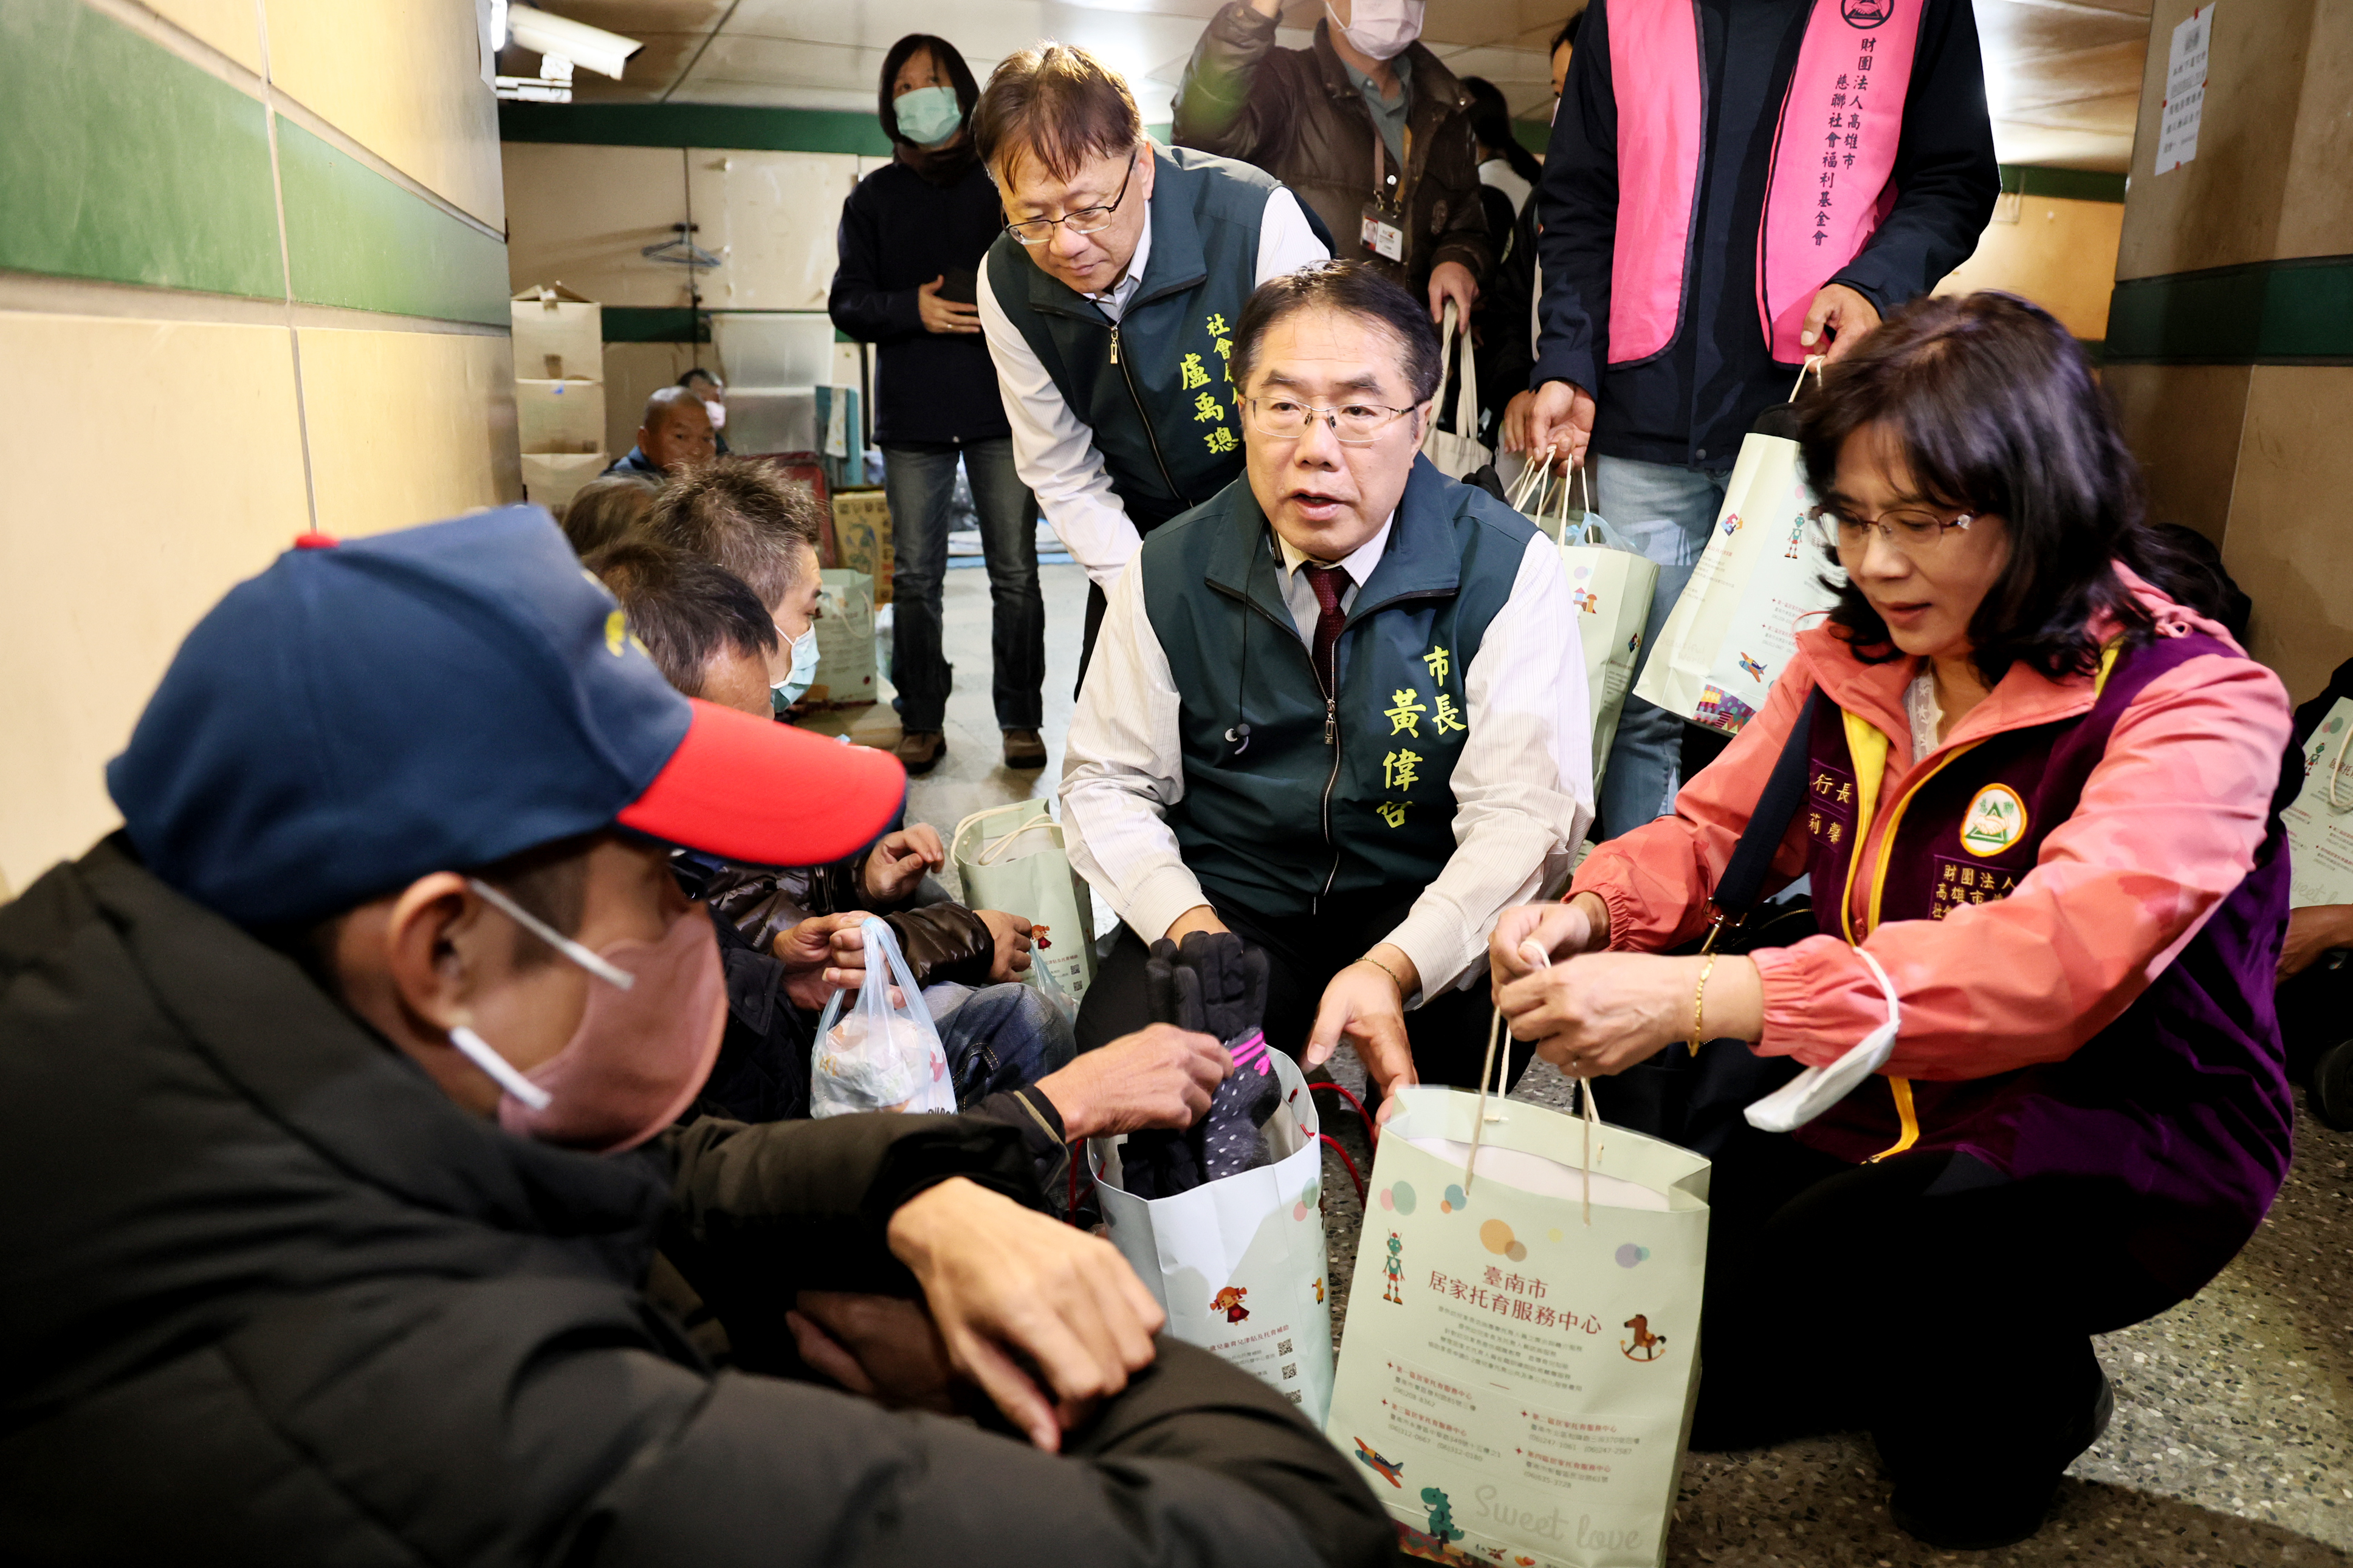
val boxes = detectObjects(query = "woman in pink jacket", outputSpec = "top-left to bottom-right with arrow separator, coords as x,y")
1491,292 -> 2295,1551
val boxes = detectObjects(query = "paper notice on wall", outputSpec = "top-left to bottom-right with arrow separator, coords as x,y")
2155,4 -> 2213,174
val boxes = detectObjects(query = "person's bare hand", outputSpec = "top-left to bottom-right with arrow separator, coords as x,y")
1501,392 -> 1541,454
1427,260 -> 1480,327
2279,904 -> 2353,980
918,276 -> 981,335
787,1292 -> 957,1414
1799,282 -> 1881,361
775,911 -> 868,1009
1306,950 -> 1418,1124
1496,950 -> 1762,1077
1034,1023 -> 1231,1141
976,908 -> 1035,981
1489,894 -> 1607,995
1525,379 -> 1596,471
864,824 -> 946,904
888,1177 -> 1164,1451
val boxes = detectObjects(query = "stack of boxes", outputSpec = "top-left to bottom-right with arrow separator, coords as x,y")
512,284 -> 607,516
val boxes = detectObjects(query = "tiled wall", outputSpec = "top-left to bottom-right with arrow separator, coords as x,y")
0,0 -> 518,898
2107,0 -> 2353,703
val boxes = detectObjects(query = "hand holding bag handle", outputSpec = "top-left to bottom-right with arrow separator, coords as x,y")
1419,300 -> 1483,463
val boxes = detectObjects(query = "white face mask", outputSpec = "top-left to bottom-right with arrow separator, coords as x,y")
699,397 -> 727,431
771,623 -> 820,712
1327,0 -> 1424,61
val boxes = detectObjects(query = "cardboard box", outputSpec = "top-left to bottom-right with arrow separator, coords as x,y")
511,284 -> 604,383
516,378 -> 607,455
831,488 -> 891,606
521,453 -> 609,516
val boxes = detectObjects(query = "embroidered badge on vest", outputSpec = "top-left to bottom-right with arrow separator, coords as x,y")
1932,856 -> 2017,919
1958,783 -> 2029,857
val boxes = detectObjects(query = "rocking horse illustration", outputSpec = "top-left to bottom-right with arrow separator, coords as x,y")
1621,1313 -> 1669,1362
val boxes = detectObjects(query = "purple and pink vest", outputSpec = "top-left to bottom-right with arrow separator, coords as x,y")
1608,0 -> 1914,365
1794,634 -> 2295,1295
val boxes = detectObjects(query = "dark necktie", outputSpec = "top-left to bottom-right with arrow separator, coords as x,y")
1304,563 -> 1348,696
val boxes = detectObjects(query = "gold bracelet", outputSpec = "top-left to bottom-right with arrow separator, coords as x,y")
1692,953 -> 1718,1050
1356,954 -> 1406,995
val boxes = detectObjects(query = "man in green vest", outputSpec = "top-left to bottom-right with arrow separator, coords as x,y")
1062,262 -> 1593,1109
973,44 -> 1330,680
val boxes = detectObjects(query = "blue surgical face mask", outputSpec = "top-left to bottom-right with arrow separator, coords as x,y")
771,624 -> 820,713
895,85 -> 963,149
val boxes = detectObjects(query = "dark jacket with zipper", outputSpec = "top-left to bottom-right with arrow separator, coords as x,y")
984,146 -> 1299,534
829,157 -> 1012,447
1139,456 -> 1533,919
1534,0 -> 1997,468
1174,7 -> 1491,298
0,837 -> 1393,1566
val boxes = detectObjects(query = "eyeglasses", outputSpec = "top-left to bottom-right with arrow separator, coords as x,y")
1805,503 -> 1976,555
1245,396 -> 1419,445
1004,154 -> 1137,246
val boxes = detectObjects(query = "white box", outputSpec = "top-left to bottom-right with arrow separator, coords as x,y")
510,284 -> 604,383
516,378 -> 608,455
522,453 -> 610,516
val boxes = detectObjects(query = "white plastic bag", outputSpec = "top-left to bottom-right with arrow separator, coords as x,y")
810,916 -> 957,1117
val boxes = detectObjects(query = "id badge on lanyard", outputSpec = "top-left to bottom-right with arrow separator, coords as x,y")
1359,132 -> 1406,262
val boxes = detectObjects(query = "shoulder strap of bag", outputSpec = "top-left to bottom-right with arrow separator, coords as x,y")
1703,686 -> 1822,948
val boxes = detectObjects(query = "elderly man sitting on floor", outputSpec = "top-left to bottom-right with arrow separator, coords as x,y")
1062,260 -> 1593,1110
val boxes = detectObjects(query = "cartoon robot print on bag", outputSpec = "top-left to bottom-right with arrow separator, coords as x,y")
1382,1231 -> 1405,1304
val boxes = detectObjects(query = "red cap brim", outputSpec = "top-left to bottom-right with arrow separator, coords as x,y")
616,699 -> 907,868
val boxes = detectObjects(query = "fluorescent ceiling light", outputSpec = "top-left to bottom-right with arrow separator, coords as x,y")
507,5 -> 643,80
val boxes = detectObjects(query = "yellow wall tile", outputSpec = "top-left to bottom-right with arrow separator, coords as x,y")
2278,0 -> 2353,260
298,326 -> 523,538
0,312 -> 311,894
147,0 -> 264,73
264,0 -> 504,228
502,142 -> 691,307
2221,365 -> 2353,702
2104,362 -> 2251,542
1936,196 -> 2125,341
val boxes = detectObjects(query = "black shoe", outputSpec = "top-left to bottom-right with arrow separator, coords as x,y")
1889,1368 -> 2111,1551
2313,1038 -> 2353,1131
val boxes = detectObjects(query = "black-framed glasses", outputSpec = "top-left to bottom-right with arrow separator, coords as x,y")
1004,152 -> 1138,246
1805,503 -> 1976,555
1245,395 -> 1419,445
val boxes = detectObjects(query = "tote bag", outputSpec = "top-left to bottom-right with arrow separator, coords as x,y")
1420,301 -> 1493,481
1631,363 -> 1843,736
1325,1084 -> 1709,1567
1092,1045 -> 1336,1422
950,801 -> 1098,1005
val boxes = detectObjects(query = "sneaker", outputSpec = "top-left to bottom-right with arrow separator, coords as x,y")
894,730 -> 946,775
1002,728 -> 1047,769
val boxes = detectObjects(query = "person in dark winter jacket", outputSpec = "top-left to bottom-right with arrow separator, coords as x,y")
831,35 -> 1049,776
1522,0 -> 1999,843
0,506 -> 1396,1567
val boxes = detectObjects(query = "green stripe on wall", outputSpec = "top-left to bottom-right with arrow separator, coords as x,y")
2106,255 -> 2353,365
1999,164 -> 2127,204
499,102 -> 893,157
0,0 -> 283,298
604,307 -> 709,343
277,119 -> 510,326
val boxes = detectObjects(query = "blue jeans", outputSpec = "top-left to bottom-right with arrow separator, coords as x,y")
1591,454 -> 1731,838
927,980 -> 1076,1109
882,438 -> 1045,733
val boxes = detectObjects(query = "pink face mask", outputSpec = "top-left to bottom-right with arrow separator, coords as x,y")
448,882 -> 726,1154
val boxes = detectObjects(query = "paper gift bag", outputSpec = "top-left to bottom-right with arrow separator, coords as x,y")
1093,1046 -> 1335,1422
1631,365 -> 1844,736
1326,1086 -> 1709,1568
950,801 -> 1098,1004
1420,301 -> 1492,481
1517,465 -> 1658,792
806,569 -> 875,708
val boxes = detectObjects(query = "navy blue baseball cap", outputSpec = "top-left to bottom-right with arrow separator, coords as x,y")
107,507 -> 906,926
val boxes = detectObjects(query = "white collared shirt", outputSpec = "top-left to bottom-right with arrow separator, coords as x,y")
1060,513 -> 1595,1001
1273,517 -> 1393,642
977,182 -> 1330,589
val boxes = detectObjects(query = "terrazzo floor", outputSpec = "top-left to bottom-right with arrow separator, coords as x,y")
887,561 -> 2353,1564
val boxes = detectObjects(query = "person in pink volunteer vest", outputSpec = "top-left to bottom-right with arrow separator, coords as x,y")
1492,294 -> 2296,1550
1517,0 -> 1998,844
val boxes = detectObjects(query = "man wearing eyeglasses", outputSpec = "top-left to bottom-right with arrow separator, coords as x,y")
1061,262 -> 1592,1112
972,45 -> 1331,681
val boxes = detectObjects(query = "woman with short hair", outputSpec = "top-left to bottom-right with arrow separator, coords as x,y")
1491,291 -> 2295,1550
